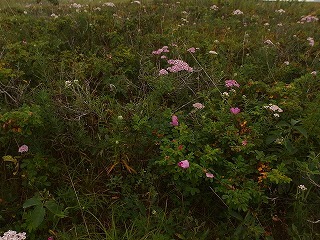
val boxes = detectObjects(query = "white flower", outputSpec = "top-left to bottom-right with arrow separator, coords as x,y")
298,184 -> 307,191
210,5 -> 219,11
65,80 -> 72,87
273,113 -> 280,117
222,92 -> 229,97
232,9 -> 243,15
0,230 -> 26,240
131,0 -> 141,4
311,71 -> 317,76
209,50 -> 218,55
51,13 -> 59,19
103,2 -> 116,7
284,61 -> 290,65
275,9 -> 285,14
118,115 -> 123,120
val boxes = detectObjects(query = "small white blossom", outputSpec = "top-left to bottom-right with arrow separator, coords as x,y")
298,184 -> 307,191
209,50 -> 218,55
103,2 -> 116,7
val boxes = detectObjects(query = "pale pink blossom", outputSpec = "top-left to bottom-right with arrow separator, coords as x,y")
187,47 -> 196,53
178,160 -> 190,169
206,172 -> 214,178
232,9 -> 243,15
18,145 -> 28,153
0,230 -> 26,240
307,37 -> 315,47
192,102 -> 205,109
242,140 -> 248,146
167,59 -> 193,73
159,69 -> 169,75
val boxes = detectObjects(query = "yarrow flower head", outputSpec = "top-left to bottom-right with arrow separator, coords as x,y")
300,15 -> 319,23
210,5 -> 219,11
307,37 -> 315,47
230,107 -> 241,115
187,47 -> 196,53
170,115 -> 179,126
0,230 -> 26,240
264,104 -> 283,113
152,46 -> 169,55
18,145 -> 28,153
178,160 -> 189,169
298,184 -> 307,191
225,80 -> 240,88
159,69 -> 169,76
264,39 -> 274,45
192,102 -> 205,109
167,59 -> 193,73
209,50 -> 218,55
275,9 -> 285,14
103,2 -> 116,7
311,71 -> 317,76
232,9 -> 243,15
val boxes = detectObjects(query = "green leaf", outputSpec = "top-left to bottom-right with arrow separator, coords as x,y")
229,210 -> 243,221
2,155 -> 17,164
25,205 -> 45,230
23,197 -> 42,209
293,126 -> 308,138
44,200 -> 67,218
265,135 -> 278,145
290,119 -> 301,126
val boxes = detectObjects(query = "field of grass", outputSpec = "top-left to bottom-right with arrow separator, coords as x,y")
1,0 -> 320,239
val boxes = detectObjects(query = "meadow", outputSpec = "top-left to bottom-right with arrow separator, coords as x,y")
0,0 -> 320,239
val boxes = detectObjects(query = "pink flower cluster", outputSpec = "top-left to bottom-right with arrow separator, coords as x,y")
167,59 -> 193,73
225,80 -> 240,88
192,102 -> 205,109
230,107 -> 241,115
170,115 -> 179,126
159,69 -> 169,76
0,230 -> 26,240
299,15 -> 319,23
152,46 -> 170,55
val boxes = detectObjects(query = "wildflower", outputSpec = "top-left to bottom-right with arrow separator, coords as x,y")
0,230 -> 26,240
159,69 -> 169,75
242,140 -> 248,146
65,80 -> 72,87
117,115 -> 123,120
48,237 -> 54,240
300,15 -> 319,23
51,13 -> 59,19
230,107 -> 241,115
18,145 -> 28,153
264,39 -> 274,45
192,102 -> 205,109
264,23 -> 269,26
132,1 -> 141,4
206,172 -> 214,178
103,2 -> 116,7
23,11 -> 27,14
307,37 -> 314,47
298,184 -> 307,191
167,59 -> 193,73
178,160 -> 189,169
93,7 -> 101,11
210,5 -> 219,11
264,104 -> 283,113
311,71 -> 317,76
209,50 -> 218,55
170,115 -> 179,126
222,92 -> 229,97
160,55 -> 167,59
232,9 -> 243,15
284,61 -> 289,65
152,46 -> 169,55
273,113 -> 280,117
275,9 -> 285,14
187,47 -> 196,53
277,23 -> 283,27
225,80 -> 240,88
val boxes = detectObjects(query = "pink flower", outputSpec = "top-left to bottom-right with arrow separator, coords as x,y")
192,102 -> 205,109
242,140 -> 248,146
170,115 -> 179,126
225,80 -> 240,88
187,47 -> 196,53
178,160 -> 189,169
230,107 -> 241,115
18,144 -> 29,153
159,69 -> 169,75
167,59 -> 193,73
206,172 -> 214,178
48,237 -> 54,240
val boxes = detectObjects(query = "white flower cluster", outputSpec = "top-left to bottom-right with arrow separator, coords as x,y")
298,184 -> 307,191
264,104 -> 283,117
65,79 -> 79,88
103,2 -> 116,7
0,230 -> 26,240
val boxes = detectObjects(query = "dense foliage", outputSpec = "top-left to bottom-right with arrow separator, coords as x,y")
1,0 -> 320,239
